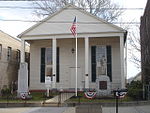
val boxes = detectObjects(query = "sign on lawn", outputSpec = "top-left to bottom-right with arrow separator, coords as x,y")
45,76 -> 51,88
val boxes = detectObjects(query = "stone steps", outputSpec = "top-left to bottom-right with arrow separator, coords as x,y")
44,93 -> 74,104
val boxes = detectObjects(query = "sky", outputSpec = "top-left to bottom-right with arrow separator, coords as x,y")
0,0 -> 148,79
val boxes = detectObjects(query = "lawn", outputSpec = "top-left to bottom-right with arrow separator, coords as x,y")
0,91 -> 135,103
0,91 -> 59,103
66,92 -> 134,103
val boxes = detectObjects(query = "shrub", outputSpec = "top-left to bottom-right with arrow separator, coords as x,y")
127,81 -> 143,100
1,88 -> 11,96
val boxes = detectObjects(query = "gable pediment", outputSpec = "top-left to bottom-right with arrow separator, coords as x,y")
19,5 -> 125,38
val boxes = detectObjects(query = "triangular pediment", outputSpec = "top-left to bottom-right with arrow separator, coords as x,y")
19,4 -> 126,38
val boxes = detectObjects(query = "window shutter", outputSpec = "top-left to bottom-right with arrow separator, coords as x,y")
107,46 -> 112,81
91,46 -> 96,82
56,47 -> 59,82
40,48 -> 45,83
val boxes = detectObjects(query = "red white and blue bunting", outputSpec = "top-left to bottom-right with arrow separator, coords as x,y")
20,93 -> 26,100
20,92 -> 30,100
84,92 -> 97,99
116,92 -> 127,98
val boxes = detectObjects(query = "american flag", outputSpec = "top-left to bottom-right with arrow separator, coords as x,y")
70,16 -> 77,36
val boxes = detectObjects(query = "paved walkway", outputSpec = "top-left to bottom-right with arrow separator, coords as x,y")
0,105 -> 150,113
0,107 -> 75,113
45,93 -> 74,103
63,107 -> 75,113
22,107 -> 68,113
102,105 -> 150,113
0,107 -> 31,113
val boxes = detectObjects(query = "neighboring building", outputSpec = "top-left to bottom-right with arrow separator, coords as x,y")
18,4 -> 127,92
140,0 -> 150,85
0,30 -> 29,91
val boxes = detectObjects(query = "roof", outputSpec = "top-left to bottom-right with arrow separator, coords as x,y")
0,30 -> 21,42
18,4 -> 127,39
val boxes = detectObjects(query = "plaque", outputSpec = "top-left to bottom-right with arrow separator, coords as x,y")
99,81 -> 107,90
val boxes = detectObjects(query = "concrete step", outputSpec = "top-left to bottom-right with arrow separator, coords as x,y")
44,93 -> 74,104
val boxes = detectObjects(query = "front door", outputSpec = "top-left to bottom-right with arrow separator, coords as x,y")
70,67 -> 82,89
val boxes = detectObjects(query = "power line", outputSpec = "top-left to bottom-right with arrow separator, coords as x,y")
0,19 -> 140,24
0,6 -> 144,10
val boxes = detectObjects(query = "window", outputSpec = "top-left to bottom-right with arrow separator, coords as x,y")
96,46 -> 107,76
16,49 -> 20,62
40,47 -> 53,83
40,47 -> 60,83
0,44 -> 2,60
7,47 -> 12,61
91,45 -> 112,82
45,48 -> 53,77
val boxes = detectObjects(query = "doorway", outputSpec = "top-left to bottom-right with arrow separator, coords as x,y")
70,67 -> 82,89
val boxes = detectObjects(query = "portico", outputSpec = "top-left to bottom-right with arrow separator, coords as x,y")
17,4 -> 127,93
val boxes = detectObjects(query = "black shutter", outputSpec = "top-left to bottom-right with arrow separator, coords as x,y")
40,48 -> 45,83
91,46 -> 96,82
56,47 -> 59,82
107,46 -> 112,81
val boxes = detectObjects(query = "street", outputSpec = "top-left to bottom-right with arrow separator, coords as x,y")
0,105 -> 150,113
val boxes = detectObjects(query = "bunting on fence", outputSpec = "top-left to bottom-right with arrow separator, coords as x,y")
84,92 -> 97,99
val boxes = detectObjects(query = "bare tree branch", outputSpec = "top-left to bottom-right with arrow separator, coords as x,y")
32,0 -> 123,22
128,25 -> 141,68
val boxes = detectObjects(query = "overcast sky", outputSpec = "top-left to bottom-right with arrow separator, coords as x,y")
0,0 -> 148,79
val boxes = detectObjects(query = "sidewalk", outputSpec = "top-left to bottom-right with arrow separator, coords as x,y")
0,107 -> 76,113
102,105 -> 150,113
0,107 -> 31,113
62,107 -> 75,113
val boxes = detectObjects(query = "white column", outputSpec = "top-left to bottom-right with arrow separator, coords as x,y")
21,39 -> 25,63
85,37 -> 89,89
120,35 -> 125,88
52,38 -> 57,88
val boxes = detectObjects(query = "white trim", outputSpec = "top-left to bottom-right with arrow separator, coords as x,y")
85,37 -> 89,89
52,38 -> 57,88
21,32 -> 124,41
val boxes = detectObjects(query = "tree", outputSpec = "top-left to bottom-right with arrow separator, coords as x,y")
128,25 -> 141,69
32,0 -> 123,22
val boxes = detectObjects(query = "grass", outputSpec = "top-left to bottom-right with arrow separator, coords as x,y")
66,92 -> 134,103
0,91 -> 59,103
0,91 -> 135,103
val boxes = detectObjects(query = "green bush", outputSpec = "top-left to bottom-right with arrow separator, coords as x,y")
1,88 -> 11,96
127,81 -> 143,100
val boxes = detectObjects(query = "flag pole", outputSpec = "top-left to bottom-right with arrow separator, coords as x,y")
75,16 -> 78,97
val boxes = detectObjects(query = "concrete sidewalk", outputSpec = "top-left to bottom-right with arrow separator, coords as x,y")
0,107 -> 76,113
0,107 -> 31,113
102,105 -> 150,113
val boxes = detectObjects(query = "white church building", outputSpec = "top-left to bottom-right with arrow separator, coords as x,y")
18,4 -> 127,93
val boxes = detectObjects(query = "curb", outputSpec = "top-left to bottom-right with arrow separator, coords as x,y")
65,101 -> 150,107
0,103 -> 42,108
0,101 -> 150,107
